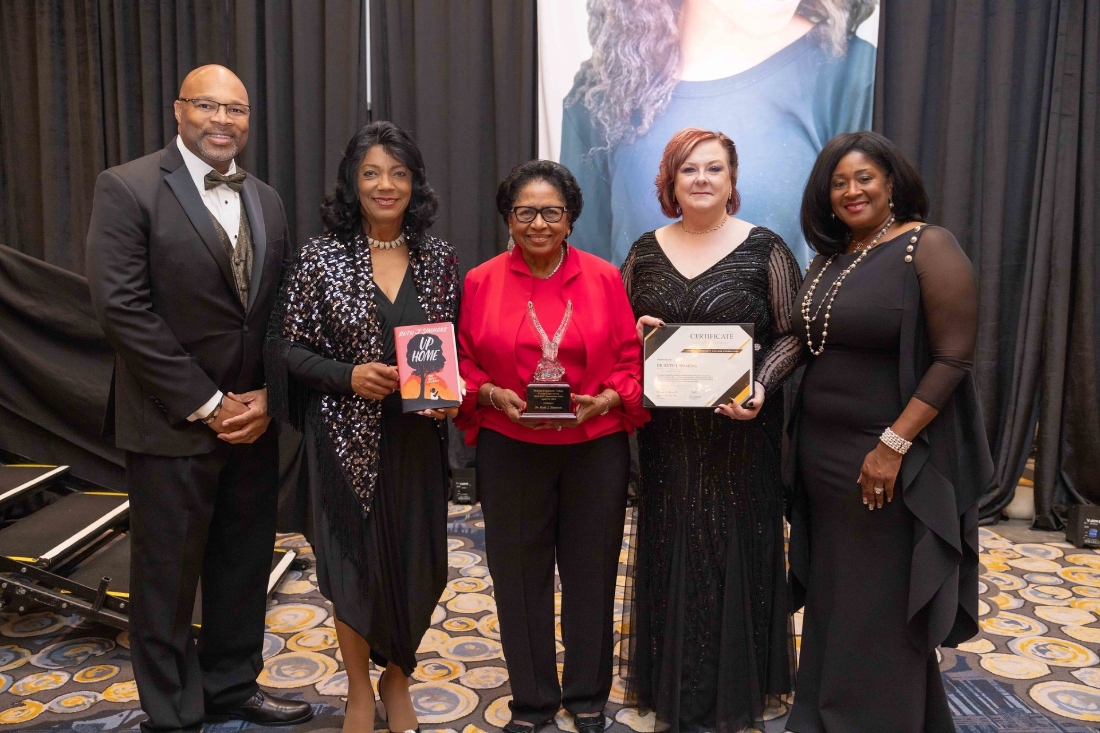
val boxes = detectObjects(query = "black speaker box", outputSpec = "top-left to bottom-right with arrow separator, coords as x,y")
452,467 -> 477,505
1066,504 -> 1100,548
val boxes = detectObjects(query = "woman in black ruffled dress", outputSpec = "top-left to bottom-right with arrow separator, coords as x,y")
785,131 -> 992,732
621,128 -> 802,732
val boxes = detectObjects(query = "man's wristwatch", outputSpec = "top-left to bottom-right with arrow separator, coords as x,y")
200,398 -> 224,425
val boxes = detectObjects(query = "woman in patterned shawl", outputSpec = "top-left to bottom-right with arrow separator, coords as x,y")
266,121 -> 460,733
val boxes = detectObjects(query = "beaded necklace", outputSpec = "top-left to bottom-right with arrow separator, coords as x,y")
800,216 -> 894,356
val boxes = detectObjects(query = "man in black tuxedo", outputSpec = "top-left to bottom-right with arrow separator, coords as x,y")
86,65 -> 312,732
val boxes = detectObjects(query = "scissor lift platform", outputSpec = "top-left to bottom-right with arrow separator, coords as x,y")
0,452 -> 297,631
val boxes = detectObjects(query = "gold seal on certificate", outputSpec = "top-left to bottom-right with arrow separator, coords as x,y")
642,324 -> 754,408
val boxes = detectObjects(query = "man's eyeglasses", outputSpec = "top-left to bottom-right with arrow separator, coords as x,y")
510,206 -> 567,223
178,97 -> 251,119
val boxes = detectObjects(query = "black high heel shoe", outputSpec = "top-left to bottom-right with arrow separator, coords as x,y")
377,668 -> 421,733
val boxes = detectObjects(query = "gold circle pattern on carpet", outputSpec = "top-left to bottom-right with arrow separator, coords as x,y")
0,700 -> 45,725
72,664 -> 120,684
483,694 -> 512,728
1058,567 -> 1100,588
1008,636 -> 1099,668
983,571 -> 1026,591
414,659 -> 467,682
258,651 -> 339,688
46,690 -> 102,714
103,679 -> 139,703
0,613 -> 69,638
1062,625 -> 1100,643
449,577 -> 490,594
978,653 -> 1051,680
1018,585 -> 1074,606
446,593 -> 495,615
11,671 -> 69,696
1029,681 -> 1100,722
0,645 -> 29,673
979,611 -> 1047,637
460,666 -> 508,689
443,617 -> 478,632
409,681 -> 479,723
264,603 -> 329,633
439,637 -> 503,662
288,627 -> 339,652
1033,605 -> 1096,626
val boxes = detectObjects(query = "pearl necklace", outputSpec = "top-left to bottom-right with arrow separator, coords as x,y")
536,245 -> 566,279
800,216 -> 895,356
367,232 -> 406,250
681,214 -> 728,235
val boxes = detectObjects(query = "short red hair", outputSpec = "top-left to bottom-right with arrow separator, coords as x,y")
654,128 -> 740,219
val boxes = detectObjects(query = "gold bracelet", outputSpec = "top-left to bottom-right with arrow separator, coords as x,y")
488,386 -> 504,411
599,394 -> 612,416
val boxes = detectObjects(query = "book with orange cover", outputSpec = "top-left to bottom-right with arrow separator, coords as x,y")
394,322 -> 461,412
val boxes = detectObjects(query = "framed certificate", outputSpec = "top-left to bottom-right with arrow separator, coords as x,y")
643,324 -> 754,409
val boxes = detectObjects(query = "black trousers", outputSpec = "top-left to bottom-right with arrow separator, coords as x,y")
477,429 -> 630,723
126,435 -> 279,733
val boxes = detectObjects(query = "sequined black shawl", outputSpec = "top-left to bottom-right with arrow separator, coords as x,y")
265,232 -> 460,556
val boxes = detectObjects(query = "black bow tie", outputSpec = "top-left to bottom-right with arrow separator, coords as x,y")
204,170 -> 247,192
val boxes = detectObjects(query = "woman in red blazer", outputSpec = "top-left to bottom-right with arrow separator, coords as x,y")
456,160 -> 648,733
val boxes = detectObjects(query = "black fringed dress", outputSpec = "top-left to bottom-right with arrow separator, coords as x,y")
619,228 -> 803,732
266,233 -> 460,674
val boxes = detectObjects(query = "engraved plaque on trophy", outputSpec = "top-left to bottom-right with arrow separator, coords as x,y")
520,299 -> 575,420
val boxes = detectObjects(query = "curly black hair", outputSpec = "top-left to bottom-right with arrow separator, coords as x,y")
320,121 -> 439,244
496,160 -> 584,228
801,131 -> 929,257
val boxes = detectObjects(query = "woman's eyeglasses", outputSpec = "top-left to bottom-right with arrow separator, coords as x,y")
510,206 -> 566,223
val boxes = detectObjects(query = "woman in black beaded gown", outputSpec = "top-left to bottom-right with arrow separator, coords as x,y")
620,128 -> 802,732
785,132 -> 989,732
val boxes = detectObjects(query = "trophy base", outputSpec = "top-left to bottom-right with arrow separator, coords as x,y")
521,382 -> 574,420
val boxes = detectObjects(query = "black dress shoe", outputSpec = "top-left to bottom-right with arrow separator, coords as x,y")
574,713 -> 606,733
503,718 -> 552,733
207,690 -> 313,726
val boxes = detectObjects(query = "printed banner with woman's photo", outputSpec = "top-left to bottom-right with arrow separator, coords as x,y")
538,0 -> 880,268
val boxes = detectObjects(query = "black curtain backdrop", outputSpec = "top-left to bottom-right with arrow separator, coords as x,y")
0,1 -> 103,274
875,0 -> 1100,527
370,0 -> 537,273
0,0 -> 1096,527
0,0 -> 366,276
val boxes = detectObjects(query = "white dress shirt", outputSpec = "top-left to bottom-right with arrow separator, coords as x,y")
177,135 -> 242,422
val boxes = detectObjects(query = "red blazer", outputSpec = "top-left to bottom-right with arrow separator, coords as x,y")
456,245 -> 649,445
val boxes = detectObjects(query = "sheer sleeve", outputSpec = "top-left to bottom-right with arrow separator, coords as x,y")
912,226 -> 978,410
756,235 -> 806,394
286,345 -> 354,395
620,244 -> 638,304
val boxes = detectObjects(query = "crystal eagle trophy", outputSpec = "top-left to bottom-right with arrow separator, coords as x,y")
520,299 -> 575,420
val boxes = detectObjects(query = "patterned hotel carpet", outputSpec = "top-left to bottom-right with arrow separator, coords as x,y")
0,504 -> 1097,731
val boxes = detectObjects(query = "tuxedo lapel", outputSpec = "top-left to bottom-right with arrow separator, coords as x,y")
162,149 -> 237,298
239,178 -> 267,312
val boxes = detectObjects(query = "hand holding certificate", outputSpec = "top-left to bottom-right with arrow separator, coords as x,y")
643,324 -> 755,409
